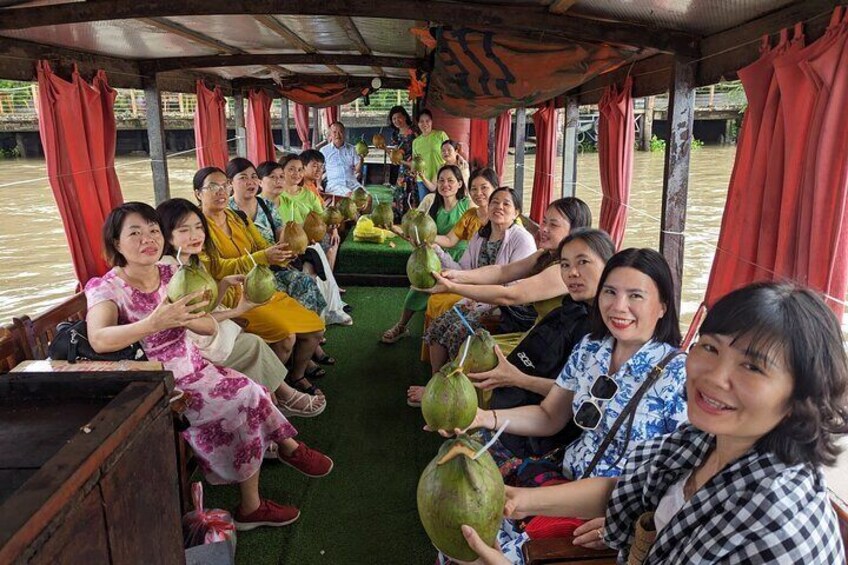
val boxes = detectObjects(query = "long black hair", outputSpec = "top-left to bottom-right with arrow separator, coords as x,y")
225,157 -> 256,180
699,282 -> 848,467
156,198 -> 212,258
557,228 -> 616,264
589,248 -> 681,346
429,164 -> 468,222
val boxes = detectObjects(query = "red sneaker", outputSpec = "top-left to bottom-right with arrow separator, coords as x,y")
279,441 -> 334,477
233,499 -> 300,531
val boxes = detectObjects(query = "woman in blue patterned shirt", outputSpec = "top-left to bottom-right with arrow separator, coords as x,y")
436,248 -> 688,563
461,282 -> 847,565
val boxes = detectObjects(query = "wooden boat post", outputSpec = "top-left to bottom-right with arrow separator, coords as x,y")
514,106 -> 526,202
142,75 -> 170,205
233,89 -> 247,158
280,97 -> 291,151
562,96 -> 579,198
660,56 -> 696,311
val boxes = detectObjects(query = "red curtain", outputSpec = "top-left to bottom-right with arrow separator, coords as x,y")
36,62 -> 123,284
597,77 -> 634,249
705,8 -> 848,318
322,106 -> 339,128
495,110 -> 512,181
194,80 -> 228,169
469,118 -> 489,170
246,89 -> 276,165
293,103 -> 311,149
529,101 -> 558,223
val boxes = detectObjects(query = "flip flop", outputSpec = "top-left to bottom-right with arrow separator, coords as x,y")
305,365 -> 327,380
288,376 -> 321,396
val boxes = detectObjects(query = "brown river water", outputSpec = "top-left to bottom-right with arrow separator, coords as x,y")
0,147 -> 733,325
1,145 -> 846,497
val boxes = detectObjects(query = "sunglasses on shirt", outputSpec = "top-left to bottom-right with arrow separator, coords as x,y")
573,374 -> 619,431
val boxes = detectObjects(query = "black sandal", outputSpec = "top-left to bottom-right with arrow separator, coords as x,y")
313,353 -> 336,366
288,375 -> 321,396
305,365 -> 327,379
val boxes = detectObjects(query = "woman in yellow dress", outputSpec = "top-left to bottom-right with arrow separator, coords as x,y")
194,166 -> 326,395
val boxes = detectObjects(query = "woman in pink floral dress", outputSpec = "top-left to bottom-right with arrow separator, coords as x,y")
85,202 -> 333,531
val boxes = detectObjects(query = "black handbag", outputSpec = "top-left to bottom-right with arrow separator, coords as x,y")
48,320 -> 147,363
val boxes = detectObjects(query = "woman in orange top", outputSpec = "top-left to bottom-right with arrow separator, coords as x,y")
195,166 -> 326,395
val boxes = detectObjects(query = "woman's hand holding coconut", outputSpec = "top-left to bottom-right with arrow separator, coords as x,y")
413,270 -> 455,294
148,290 -> 212,332
452,527 -> 510,565
466,346 -> 521,391
264,242 -> 294,265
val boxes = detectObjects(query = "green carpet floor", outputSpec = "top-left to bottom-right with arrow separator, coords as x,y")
202,287 -> 441,564
335,185 -> 414,276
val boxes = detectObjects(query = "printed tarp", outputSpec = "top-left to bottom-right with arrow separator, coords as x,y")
426,27 -> 643,119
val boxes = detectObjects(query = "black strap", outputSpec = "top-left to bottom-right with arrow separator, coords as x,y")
580,349 -> 682,479
256,197 -> 279,234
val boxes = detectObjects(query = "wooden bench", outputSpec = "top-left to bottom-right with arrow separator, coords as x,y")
2,293 -> 196,513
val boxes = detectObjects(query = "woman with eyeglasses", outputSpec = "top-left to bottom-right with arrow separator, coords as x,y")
381,164 -> 472,344
420,187 -> 536,375
194,166 -> 327,396
458,282 -> 847,565
431,248 -> 687,562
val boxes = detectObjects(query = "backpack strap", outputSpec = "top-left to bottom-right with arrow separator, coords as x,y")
255,197 -> 279,233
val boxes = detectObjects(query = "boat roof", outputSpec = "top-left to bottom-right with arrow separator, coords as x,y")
0,1 -> 836,104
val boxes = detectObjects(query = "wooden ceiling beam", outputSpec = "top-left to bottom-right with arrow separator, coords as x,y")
698,0 -> 837,85
139,53 -> 422,73
141,17 -> 242,54
0,0 -> 700,56
253,15 -> 316,54
233,74 -> 407,91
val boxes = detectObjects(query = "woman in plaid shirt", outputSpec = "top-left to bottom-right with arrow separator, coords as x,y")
460,282 -> 847,564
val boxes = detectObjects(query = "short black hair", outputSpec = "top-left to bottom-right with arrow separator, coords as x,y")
418,109 -> 434,121
192,166 -> 226,192
156,198 -> 211,258
101,202 -> 160,268
479,187 -> 522,239
256,160 -> 282,180
557,228 -> 616,264
589,248 -> 681,346
549,197 -> 592,232
225,157 -> 256,180
468,167 -> 499,190
700,282 -> 848,467
300,149 -> 325,165
277,153 -> 301,171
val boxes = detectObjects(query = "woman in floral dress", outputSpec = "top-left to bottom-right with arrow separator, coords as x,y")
388,105 -> 417,214
85,202 -> 333,531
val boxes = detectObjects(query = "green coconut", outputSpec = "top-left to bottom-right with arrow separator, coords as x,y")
324,206 -> 344,227
303,210 -> 327,243
166,261 -> 218,314
458,329 -> 498,374
410,212 -> 437,245
372,202 -> 394,229
417,435 -> 505,562
401,209 -> 422,238
421,363 -> 478,431
282,221 -> 309,255
352,186 -> 370,210
338,197 -> 359,221
355,138 -> 369,158
244,264 -> 276,304
407,245 -> 441,289
411,153 -> 425,173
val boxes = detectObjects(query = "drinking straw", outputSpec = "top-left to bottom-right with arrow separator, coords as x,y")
176,247 -> 183,267
458,336 -> 472,368
474,419 -> 511,460
453,305 -> 476,335
241,246 -> 258,267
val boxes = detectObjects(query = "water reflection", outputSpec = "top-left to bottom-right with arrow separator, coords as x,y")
0,148 -> 736,324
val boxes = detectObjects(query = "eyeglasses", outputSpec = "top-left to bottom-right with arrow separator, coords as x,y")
573,374 -> 619,431
201,182 -> 230,194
